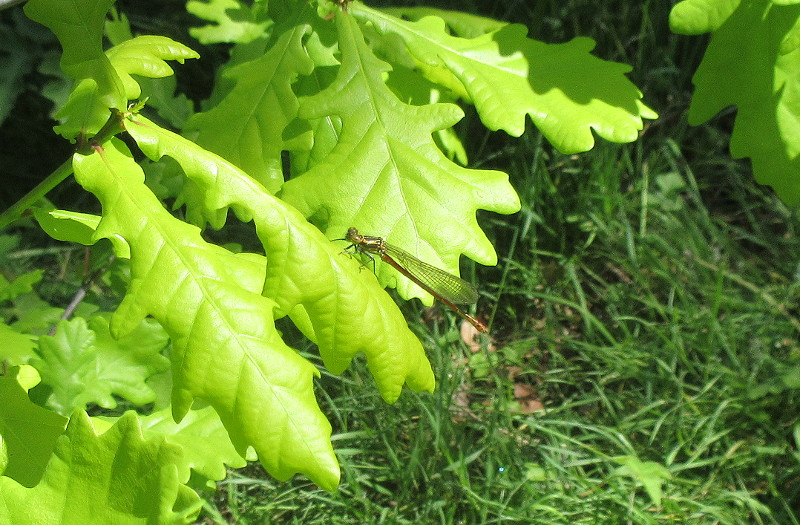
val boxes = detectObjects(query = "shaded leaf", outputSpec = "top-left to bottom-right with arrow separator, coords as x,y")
7,293 -> 64,336
32,209 -> 103,249
24,0 -> 123,137
31,319 -> 94,415
0,324 -> 37,366
0,18 -> 37,125
0,411 -> 201,524
385,65 -> 469,165
136,406 -> 247,482
26,0 -> 198,139
187,0 -> 272,44
30,207 -> 131,263
94,405 -> 246,483
0,367 -> 67,488
287,16 -> 343,176
30,316 -> 168,415
671,0 -> 800,203
23,0 -> 125,109
0,270 -> 43,303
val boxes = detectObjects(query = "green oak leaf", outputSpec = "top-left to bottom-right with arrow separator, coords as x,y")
104,12 -> 196,129
31,207 -> 131,259
287,16 -> 343,176
23,0 -> 125,111
11,364 -> 42,391
354,4 -> 657,152
105,8 -> 131,45
0,367 -> 67,488
134,406 -> 246,482
280,12 -> 520,302
30,319 -> 95,415
25,0 -> 198,139
51,79 -> 108,138
0,324 -> 37,366
385,65 -> 469,165
126,115 -> 435,403
24,0 -> 123,138
380,7 -> 508,38
72,138 -> 340,489
8,290 -> 64,336
186,22 -> 315,195
0,411 -> 201,524
669,0 -> 741,34
31,315 -> 169,415
187,0 -> 272,44
32,208 -> 98,246
671,0 -> 800,204
0,270 -> 43,303
94,405 -> 246,483
105,36 -> 199,100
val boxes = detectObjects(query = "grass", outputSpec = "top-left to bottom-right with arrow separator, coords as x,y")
2,0 -> 799,523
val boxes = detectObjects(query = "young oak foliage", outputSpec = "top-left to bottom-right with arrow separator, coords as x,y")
23,0 -> 125,116
0,411 -> 200,524
0,368 -> 67,488
72,138 -> 340,489
280,12 -> 521,303
353,3 -> 657,152
31,316 -> 170,416
7,0 -> 663,503
671,0 -> 800,204
126,115 -> 435,400
186,23 -> 315,195
90,404 -> 249,484
25,0 -> 198,139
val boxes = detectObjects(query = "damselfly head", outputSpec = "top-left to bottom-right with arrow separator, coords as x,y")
345,227 -> 361,243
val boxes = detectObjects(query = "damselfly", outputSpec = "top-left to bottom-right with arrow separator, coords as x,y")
339,227 -> 488,333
